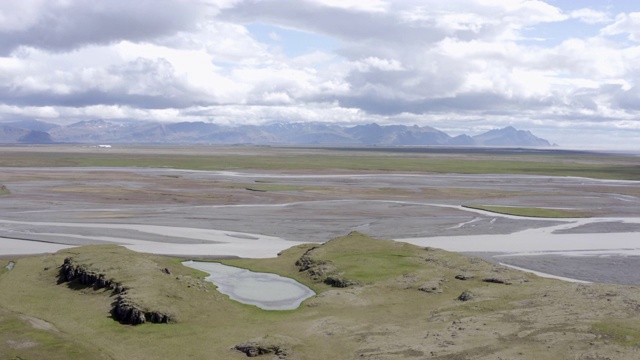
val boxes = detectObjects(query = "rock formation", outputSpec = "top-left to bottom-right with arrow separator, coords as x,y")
295,246 -> 357,287
234,335 -> 296,358
59,257 -> 172,325
323,276 -> 357,288
457,290 -> 474,301
418,277 -> 445,293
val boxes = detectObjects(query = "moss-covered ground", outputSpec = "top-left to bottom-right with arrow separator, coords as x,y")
2,233 -> 640,359
1,146 -> 639,180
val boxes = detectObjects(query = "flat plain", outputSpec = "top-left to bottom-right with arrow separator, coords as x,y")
1,145 -> 640,359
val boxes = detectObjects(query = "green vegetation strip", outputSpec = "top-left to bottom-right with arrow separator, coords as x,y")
0,185 -> 9,195
1,148 -> 639,180
593,320 -> 640,346
463,205 -> 590,218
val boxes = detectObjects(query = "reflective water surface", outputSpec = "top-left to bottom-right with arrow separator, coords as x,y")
182,261 -> 315,310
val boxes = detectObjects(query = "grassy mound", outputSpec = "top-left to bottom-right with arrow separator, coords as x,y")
2,234 -> 640,359
0,184 -> 9,195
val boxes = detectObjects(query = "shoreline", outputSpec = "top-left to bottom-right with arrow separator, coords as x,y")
2,219 -> 640,285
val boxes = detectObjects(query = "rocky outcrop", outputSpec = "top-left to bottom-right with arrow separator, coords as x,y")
482,277 -> 511,285
323,276 -> 358,288
234,342 -> 289,358
455,274 -> 473,281
112,297 -> 147,325
111,297 -> 171,325
59,257 -> 127,294
234,336 -> 295,358
59,257 -> 173,325
457,291 -> 474,301
419,277 -> 445,294
295,247 -> 355,287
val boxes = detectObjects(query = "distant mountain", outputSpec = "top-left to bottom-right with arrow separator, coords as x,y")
7,119 -> 60,132
0,124 -> 53,144
48,119 -> 129,142
0,119 -> 555,147
345,123 -> 451,145
472,126 -> 552,147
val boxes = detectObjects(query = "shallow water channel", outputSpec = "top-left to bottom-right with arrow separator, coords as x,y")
182,261 -> 315,310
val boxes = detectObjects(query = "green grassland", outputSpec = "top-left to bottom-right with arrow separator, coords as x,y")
1,146 -> 639,180
463,205 -> 595,218
2,233 -> 640,359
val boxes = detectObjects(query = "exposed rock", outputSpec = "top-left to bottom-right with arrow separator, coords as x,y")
162,267 -> 172,275
234,336 -> 295,358
324,276 -> 358,288
294,247 -> 319,272
112,297 -> 147,325
419,280 -> 444,294
455,274 -> 473,281
295,246 -> 339,283
234,342 -> 287,357
58,257 -> 172,325
457,291 -> 474,301
111,297 -> 172,325
483,277 -> 511,285
419,276 -> 446,293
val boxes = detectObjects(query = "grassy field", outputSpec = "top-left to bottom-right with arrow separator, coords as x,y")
1,146 -> 639,180
2,233 -> 640,359
0,185 -> 9,195
463,205 -> 595,218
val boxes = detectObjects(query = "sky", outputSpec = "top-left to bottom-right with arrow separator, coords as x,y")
1,0 -> 640,149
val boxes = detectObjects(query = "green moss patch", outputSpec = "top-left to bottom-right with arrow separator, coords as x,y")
463,205 -> 593,218
593,320 -> 640,346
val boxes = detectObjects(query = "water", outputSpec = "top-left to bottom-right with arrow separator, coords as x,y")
182,261 -> 315,310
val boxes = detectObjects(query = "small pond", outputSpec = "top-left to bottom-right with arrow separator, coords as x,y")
182,261 -> 315,310
5,262 -> 14,271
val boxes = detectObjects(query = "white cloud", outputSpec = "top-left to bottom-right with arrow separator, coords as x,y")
601,12 -> 640,42
570,8 -> 611,24
352,57 -> 404,72
311,0 -> 389,13
1,0 -> 640,149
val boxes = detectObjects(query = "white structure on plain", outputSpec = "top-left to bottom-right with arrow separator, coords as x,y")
98,144 -> 112,148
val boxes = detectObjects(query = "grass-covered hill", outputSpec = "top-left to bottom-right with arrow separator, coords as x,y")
1,232 -> 640,359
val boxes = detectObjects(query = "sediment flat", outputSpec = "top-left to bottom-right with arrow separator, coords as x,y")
1,146 -> 639,284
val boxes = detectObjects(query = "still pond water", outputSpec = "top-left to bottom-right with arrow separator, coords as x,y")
182,261 -> 315,310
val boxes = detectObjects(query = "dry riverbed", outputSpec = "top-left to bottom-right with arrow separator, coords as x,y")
1,162 -> 639,284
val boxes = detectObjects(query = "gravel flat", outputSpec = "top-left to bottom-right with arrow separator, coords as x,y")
2,165 -> 639,284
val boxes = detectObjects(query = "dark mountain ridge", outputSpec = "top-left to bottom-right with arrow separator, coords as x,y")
0,120 -> 555,147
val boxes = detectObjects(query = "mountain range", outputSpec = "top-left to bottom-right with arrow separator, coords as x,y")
0,119 -> 555,147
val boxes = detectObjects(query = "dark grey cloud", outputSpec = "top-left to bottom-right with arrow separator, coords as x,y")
0,88 -> 211,109
0,0 -> 208,55
612,85 -> 640,110
219,0 -> 448,49
336,91 -> 557,116
0,57 -> 214,109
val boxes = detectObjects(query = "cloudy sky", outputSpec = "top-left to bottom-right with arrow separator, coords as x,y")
1,0 -> 640,149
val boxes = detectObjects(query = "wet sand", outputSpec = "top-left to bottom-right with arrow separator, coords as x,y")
1,165 -> 639,284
